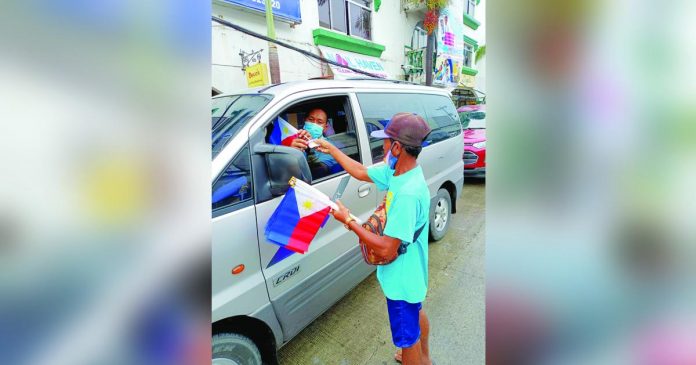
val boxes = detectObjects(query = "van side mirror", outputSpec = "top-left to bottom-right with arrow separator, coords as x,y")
254,144 -> 312,196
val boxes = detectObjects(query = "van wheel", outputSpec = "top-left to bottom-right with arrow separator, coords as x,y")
429,188 -> 451,241
212,333 -> 262,365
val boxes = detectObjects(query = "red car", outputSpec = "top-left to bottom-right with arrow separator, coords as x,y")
459,105 -> 486,178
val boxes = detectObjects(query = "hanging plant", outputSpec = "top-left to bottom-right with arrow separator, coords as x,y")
424,9 -> 439,35
425,0 -> 448,11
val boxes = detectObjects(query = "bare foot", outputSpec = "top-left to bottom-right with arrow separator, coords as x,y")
394,349 -> 402,363
395,348 -> 432,364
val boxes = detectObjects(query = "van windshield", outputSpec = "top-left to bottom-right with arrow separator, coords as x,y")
212,94 -> 273,159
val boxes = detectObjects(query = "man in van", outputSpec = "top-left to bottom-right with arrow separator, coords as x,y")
283,108 -> 341,176
314,113 -> 433,365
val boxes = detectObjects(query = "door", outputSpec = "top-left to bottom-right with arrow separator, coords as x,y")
212,144 -> 271,322
250,93 -> 377,340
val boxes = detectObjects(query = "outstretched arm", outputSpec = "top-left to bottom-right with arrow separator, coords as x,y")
314,139 -> 372,182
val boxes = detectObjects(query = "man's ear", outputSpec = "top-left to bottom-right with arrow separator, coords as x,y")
393,141 -> 402,155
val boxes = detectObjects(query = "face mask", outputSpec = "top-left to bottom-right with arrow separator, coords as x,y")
303,122 -> 324,139
386,146 -> 399,170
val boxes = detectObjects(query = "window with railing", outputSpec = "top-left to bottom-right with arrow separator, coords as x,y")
403,23 -> 427,78
318,0 -> 373,40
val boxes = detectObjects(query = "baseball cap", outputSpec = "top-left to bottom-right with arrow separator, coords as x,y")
370,112 -> 432,147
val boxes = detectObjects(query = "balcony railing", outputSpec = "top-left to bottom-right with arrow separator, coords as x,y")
402,46 -> 425,76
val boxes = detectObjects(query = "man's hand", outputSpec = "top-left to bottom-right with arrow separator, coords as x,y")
297,129 -> 311,140
290,137 -> 308,150
314,139 -> 334,154
331,200 -> 351,224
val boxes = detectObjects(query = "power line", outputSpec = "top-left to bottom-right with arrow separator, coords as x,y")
212,16 -> 385,79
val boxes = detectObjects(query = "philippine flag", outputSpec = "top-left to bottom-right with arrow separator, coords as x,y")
269,116 -> 298,146
265,179 -> 332,254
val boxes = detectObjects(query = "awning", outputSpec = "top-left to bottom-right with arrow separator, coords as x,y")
318,46 -> 388,79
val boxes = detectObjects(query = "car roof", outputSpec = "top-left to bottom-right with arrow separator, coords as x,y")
214,78 -> 452,100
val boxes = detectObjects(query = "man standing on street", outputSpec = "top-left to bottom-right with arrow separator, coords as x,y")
314,113 -> 432,365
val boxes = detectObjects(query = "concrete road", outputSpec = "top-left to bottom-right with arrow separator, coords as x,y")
278,180 -> 485,365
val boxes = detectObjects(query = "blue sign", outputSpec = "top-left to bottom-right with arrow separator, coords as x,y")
222,0 -> 302,23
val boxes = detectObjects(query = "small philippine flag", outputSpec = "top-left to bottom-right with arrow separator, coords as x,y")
269,116 -> 298,146
264,178 -> 332,254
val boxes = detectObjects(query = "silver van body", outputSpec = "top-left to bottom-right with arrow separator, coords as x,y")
212,79 -> 463,363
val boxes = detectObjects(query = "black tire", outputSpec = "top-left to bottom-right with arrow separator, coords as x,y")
212,333 -> 262,365
429,188 -> 452,241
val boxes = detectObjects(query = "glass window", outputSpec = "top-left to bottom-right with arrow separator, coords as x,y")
467,111 -> 486,129
356,93 -> 427,163
318,0 -> 371,40
309,128 -> 360,181
266,97 -> 361,182
463,44 -> 474,67
411,23 -> 427,49
348,0 -> 371,40
330,0 -> 347,33
213,145 -> 253,212
318,0 -> 331,28
466,0 -> 476,17
212,94 -> 272,159
420,94 -> 461,144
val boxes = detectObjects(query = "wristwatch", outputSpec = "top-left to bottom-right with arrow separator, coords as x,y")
343,216 -> 355,230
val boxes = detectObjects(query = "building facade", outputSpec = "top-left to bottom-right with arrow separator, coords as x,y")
212,0 -> 484,94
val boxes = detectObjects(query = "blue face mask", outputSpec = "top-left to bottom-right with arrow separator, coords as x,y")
303,122 -> 324,139
386,147 -> 399,170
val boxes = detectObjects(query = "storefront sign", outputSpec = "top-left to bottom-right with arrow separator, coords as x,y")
459,74 -> 475,88
221,0 -> 302,23
246,63 -> 269,87
318,46 -> 388,79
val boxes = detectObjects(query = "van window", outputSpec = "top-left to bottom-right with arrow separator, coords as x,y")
357,93 -> 460,163
212,94 -> 273,159
212,144 -> 253,215
419,94 -> 461,145
263,96 -> 361,182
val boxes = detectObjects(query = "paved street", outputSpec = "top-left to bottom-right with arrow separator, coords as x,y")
278,180 -> 485,365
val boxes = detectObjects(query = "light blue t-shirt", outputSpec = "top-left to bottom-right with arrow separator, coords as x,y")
367,164 -> 430,303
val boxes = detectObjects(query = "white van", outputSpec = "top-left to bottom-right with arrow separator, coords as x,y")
212,79 -> 463,364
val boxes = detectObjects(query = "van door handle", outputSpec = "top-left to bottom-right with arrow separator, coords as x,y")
358,184 -> 371,198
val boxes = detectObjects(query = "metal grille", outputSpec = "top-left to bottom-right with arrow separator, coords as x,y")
463,151 -> 479,165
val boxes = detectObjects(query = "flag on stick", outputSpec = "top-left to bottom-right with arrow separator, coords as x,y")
265,177 -> 331,253
265,177 -> 361,254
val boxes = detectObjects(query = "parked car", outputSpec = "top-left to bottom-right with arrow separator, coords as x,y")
459,104 -> 486,178
212,79 -> 464,364
451,87 -> 486,108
